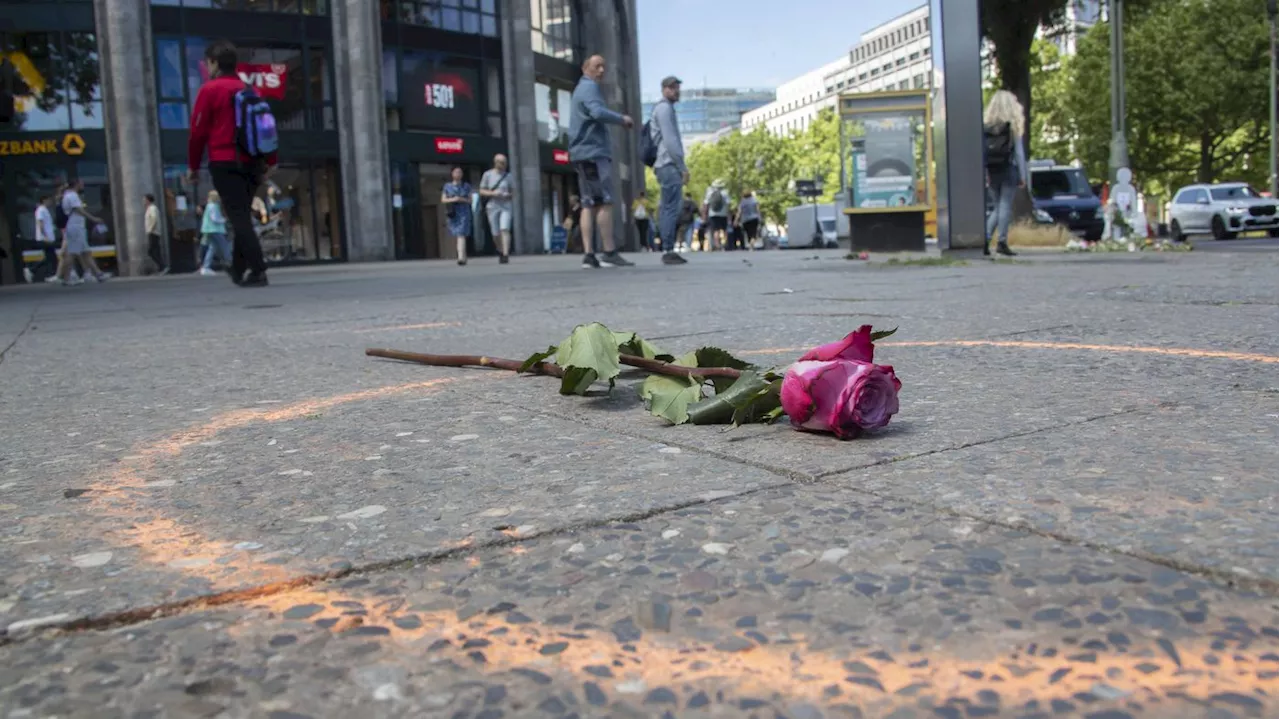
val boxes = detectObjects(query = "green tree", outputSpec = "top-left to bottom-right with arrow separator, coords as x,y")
790,108 -> 842,204
686,127 -> 796,224
1065,0 -> 1272,192
1027,38 -> 1075,163
981,0 -> 1069,152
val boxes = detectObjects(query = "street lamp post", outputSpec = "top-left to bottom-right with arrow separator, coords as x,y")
1269,0 -> 1277,198
1107,0 -> 1130,183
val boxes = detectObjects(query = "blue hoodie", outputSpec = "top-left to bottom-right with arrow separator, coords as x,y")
568,76 -> 625,162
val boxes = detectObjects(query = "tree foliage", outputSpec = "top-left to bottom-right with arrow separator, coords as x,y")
1064,0 -> 1272,192
982,0 -> 1068,151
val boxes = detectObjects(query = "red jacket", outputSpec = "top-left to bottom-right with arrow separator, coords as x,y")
188,75 -> 278,171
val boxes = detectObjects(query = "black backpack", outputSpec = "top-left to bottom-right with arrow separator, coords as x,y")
639,102 -> 663,167
983,122 -> 1013,172
54,194 -> 71,230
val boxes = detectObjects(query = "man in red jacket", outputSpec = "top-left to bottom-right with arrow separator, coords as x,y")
187,39 -> 277,287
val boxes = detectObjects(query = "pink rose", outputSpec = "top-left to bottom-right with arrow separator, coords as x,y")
780,360 -> 901,439
798,325 -> 876,363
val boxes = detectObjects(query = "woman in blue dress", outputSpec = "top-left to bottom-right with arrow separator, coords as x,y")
441,166 -> 473,266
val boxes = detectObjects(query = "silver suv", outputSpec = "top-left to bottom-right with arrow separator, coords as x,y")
1168,183 -> 1278,241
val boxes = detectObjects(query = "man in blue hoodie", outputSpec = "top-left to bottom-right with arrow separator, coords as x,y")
568,54 -> 634,268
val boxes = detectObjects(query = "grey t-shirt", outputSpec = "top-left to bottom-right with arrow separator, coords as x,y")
480,169 -> 513,212
704,186 -> 730,218
738,195 -> 760,222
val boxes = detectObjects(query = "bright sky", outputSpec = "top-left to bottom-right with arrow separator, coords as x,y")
636,0 -> 919,98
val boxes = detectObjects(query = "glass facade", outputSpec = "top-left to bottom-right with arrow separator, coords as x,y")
155,37 -> 333,131
382,0 -> 499,36
641,88 -> 774,142
0,31 -> 104,132
150,0 -> 328,13
530,0 -> 577,60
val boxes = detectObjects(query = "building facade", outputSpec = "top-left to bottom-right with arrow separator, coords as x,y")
641,87 -> 773,146
0,0 -> 641,283
742,6 -> 931,138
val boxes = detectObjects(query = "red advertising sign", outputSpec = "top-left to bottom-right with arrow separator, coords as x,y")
198,62 -> 288,100
552,149 -> 570,165
435,137 -> 464,154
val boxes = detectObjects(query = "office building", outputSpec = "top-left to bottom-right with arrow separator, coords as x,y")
0,0 -> 642,283
641,87 -> 773,146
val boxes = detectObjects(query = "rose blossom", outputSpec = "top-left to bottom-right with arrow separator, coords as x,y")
779,360 -> 901,439
798,325 -> 876,363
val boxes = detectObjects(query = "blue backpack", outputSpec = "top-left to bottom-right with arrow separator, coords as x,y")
234,87 -> 278,159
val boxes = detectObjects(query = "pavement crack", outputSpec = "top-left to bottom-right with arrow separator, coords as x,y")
0,307 -> 37,367
0,483 -> 787,647
984,323 -> 1076,339
814,406 -> 1147,479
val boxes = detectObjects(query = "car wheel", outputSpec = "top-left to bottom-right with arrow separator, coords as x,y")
1169,220 -> 1184,242
1211,215 -> 1237,240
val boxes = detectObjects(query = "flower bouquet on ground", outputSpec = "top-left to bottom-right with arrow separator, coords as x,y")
366,323 -> 901,439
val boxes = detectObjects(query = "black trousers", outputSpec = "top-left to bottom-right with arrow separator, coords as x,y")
209,162 -> 267,278
146,233 -> 164,271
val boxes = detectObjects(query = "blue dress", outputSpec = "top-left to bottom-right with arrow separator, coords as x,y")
444,181 -> 473,238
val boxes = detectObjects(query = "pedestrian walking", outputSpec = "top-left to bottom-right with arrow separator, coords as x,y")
737,189 -> 761,250
479,153 -> 514,264
568,54 -> 635,268
651,75 -> 689,266
564,194 -> 584,253
144,193 -> 168,274
676,192 -> 697,252
982,90 -> 1025,257
702,179 -> 730,250
632,191 -> 652,251
27,194 -> 60,283
56,178 -> 108,285
199,190 -> 232,275
188,38 -> 278,287
442,166 -> 473,266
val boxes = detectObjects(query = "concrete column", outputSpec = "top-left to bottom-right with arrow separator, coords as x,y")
928,0 -> 985,250
500,0 -> 543,255
95,0 -> 165,276
332,0 -> 394,261
581,0 -> 642,251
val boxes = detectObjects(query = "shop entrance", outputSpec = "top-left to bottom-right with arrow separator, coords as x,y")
2,156 -> 115,285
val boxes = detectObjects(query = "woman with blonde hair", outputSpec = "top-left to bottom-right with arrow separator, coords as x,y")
982,89 -> 1027,257
199,189 -> 230,276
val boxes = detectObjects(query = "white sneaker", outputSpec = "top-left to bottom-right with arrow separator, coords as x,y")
23,267 -> 33,283
199,268 -> 216,276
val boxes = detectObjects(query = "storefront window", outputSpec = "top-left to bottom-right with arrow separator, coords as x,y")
155,36 -> 333,131
530,0 -> 577,61
533,78 -> 572,144
394,0 -> 498,35
164,161 -> 342,263
0,31 -> 104,132
149,0 -> 328,14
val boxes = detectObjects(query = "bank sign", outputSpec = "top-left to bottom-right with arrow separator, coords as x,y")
0,133 -> 86,157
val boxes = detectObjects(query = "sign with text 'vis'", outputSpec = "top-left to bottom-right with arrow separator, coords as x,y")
200,63 -> 288,100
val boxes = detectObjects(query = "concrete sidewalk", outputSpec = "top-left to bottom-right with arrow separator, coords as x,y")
1,248 -> 1276,717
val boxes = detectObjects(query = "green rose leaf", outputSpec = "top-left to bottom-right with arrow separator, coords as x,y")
687,371 -> 772,425
762,406 -> 786,424
555,323 -> 621,395
639,374 -> 704,425
870,327 -> 898,342
519,345 -> 559,373
687,347 -> 756,393
730,378 -> 784,426
613,331 -> 674,362
561,367 -> 600,396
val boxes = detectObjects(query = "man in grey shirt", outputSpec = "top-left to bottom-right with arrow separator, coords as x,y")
651,75 -> 688,265
568,54 -> 634,268
479,153 -> 513,264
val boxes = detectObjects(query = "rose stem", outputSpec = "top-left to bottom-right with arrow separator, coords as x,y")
364,349 -> 743,380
